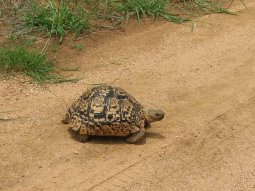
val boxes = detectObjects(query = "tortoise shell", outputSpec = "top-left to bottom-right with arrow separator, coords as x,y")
65,85 -> 146,136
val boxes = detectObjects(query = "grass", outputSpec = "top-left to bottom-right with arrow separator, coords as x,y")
116,0 -> 170,19
0,0 -> 232,84
176,0 -> 232,15
0,46 -> 60,82
91,0 -> 188,23
13,0 -> 229,42
22,0 -> 90,43
71,43 -> 85,51
114,0 -> 188,22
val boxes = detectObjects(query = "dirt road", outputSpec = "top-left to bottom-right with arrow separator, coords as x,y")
1,1 -> 255,190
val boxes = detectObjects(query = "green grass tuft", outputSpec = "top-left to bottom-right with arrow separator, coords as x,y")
86,0 -> 187,24
118,0 -> 169,19
0,46 -> 58,82
71,43 -> 85,51
181,0 -> 232,15
112,0 -> 187,22
22,0 -> 90,43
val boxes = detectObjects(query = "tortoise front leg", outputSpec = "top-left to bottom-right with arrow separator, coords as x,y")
126,127 -> 145,144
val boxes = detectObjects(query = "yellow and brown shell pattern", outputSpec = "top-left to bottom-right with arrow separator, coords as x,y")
67,85 -> 146,136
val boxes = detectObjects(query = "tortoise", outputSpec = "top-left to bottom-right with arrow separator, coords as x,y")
62,85 -> 164,143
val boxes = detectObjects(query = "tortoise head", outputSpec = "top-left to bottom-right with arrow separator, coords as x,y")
144,109 -> 165,128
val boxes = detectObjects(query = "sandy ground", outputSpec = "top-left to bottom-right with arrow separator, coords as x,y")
1,1 -> 255,190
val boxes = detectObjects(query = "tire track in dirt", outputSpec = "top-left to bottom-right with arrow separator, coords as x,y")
123,96 -> 255,191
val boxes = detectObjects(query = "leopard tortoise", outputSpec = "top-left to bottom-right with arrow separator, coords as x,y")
62,85 -> 164,143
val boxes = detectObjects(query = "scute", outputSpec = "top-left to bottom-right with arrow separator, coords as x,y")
66,85 -> 145,136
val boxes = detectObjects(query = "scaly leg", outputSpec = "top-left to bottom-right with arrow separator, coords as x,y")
76,134 -> 89,143
62,113 -> 71,124
126,127 -> 145,144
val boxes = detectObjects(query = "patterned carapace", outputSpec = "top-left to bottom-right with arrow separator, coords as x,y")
65,85 -> 146,136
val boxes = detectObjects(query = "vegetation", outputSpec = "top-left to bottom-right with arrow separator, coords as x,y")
0,0 -> 231,83
90,0 -> 188,23
18,0 -> 189,42
2,0 -> 230,43
22,0 -> 90,43
24,0 -> 230,36
0,46 -> 60,82
178,0 -> 233,15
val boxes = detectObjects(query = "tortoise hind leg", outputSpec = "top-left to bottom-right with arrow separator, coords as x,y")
76,134 -> 89,143
126,127 -> 145,144
62,113 -> 71,124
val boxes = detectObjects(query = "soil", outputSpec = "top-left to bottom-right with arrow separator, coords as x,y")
1,1 -> 255,190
